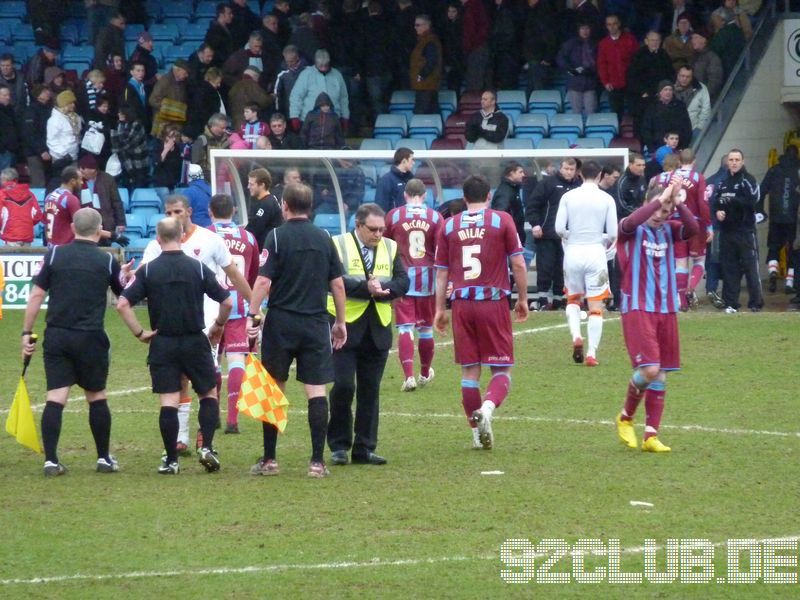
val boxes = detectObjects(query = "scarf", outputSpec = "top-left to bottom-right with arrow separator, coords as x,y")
58,107 -> 82,139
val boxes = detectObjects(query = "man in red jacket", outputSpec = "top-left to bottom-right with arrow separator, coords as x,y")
0,167 -> 44,246
597,14 -> 639,123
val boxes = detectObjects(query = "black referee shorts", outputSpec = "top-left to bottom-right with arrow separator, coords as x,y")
262,309 -> 334,385
43,327 -> 110,392
148,332 -> 217,395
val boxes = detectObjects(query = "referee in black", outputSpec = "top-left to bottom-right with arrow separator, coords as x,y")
22,207 -> 133,476
116,217 -> 233,475
246,182 -> 347,479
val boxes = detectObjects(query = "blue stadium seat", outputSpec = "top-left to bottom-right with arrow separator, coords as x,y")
573,137 -> 606,149
515,113 -> 548,137
528,89 -> 562,116
128,236 -> 152,251
313,213 -> 342,235
0,2 -> 26,19
162,44 -> 194,64
124,24 -> 146,42
125,213 -> 148,239
584,113 -> 618,147
11,25 -> 35,43
536,138 -> 570,150
549,113 -> 583,143
62,44 -> 95,64
438,89 -> 457,120
145,0 -> 163,22
130,188 -> 163,212
59,24 -> 80,46
389,90 -> 415,113
13,42 -> 38,63
408,114 -> 442,147
118,187 -> 130,212
358,164 -> 377,186
496,89 -> 527,120
162,18 -> 191,28
147,213 -> 166,236
503,138 -> 534,150
373,113 -> 407,143
360,138 -> 392,152
181,22 -> 209,42
162,1 -> 193,20
30,187 -> 46,209
148,23 -> 180,44
0,22 -> 11,44
393,137 -> 427,151
194,2 -> 218,22
362,188 -> 376,203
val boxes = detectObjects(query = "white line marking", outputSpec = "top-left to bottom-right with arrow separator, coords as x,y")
4,535 -> 799,586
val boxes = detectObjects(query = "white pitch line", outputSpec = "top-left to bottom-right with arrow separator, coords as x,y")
3,534 -> 799,586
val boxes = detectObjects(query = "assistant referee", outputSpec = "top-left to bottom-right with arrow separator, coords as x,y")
247,182 -> 347,479
116,217 -> 233,475
22,207 -> 133,476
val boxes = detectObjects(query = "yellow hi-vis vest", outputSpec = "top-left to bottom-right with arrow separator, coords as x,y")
327,232 -> 397,326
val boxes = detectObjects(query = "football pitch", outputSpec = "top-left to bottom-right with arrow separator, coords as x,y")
0,308 -> 798,598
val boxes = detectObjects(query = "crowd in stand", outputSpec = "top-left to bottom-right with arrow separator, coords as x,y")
0,0 -> 768,193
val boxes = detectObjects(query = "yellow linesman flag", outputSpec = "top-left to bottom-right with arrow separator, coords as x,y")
237,354 -> 289,432
6,376 -> 43,453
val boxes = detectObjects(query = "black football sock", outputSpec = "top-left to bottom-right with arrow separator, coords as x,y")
198,397 -> 219,451
308,396 -> 329,463
41,401 -> 64,464
262,422 -> 278,460
88,399 -> 111,461
159,406 -> 179,463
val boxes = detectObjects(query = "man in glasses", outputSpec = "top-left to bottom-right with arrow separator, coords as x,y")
327,203 -> 409,467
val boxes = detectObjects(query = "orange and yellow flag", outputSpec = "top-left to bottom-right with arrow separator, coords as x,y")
6,376 -> 42,453
237,354 -> 289,432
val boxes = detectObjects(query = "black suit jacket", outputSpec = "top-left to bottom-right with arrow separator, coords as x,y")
340,251 -> 408,351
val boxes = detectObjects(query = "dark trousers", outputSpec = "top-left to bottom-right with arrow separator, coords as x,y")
720,229 -> 763,310
766,222 -> 796,265
607,88 -> 625,123
328,327 -> 389,458
535,238 -> 565,300
608,257 -> 621,308
414,90 -> 440,115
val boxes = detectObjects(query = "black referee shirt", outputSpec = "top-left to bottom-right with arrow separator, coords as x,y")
121,250 -> 230,336
260,218 -> 343,317
246,193 -> 284,250
34,240 -> 123,331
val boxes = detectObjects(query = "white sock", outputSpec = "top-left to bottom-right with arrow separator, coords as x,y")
587,314 -> 603,357
177,402 -> 191,444
768,260 -> 778,273
472,427 -> 480,445
481,400 -> 496,419
565,303 -> 582,341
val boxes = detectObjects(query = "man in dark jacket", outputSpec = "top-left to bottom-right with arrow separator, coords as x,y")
77,154 -> 126,238
22,84 -> 52,188
409,14 -> 442,115
465,89 -> 508,149
267,113 -> 304,149
94,12 -> 127,69
0,86 -> 20,171
625,31 -> 674,141
491,161 -> 526,243
522,0 -> 558,95
640,80 -> 692,154
127,32 -> 159,94
614,152 -> 647,219
300,92 -> 344,150
205,4 -> 236,67
760,146 -> 800,293
711,149 -> 763,312
375,147 -> 415,212
0,54 -> 29,121
525,157 -> 581,310
229,0 -> 262,49
245,167 -> 284,251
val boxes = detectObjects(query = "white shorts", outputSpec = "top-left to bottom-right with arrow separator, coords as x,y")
563,244 -> 610,300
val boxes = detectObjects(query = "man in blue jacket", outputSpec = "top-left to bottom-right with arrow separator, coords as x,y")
375,147 -> 415,212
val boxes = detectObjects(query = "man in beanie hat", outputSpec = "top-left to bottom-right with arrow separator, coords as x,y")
640,79 -> 692,155
46,90 -> 83,190
129,31 -> 159,93
78,154 -> 127,242
183,164 -> 213,228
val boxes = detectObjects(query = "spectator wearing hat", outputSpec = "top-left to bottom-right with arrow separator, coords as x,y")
77,154 -> 126,238
0,86 -> 20,171
690,32 -> 724,102
44,66 -> 70,97
663,14 -> 694,71
128,31 -> 159,93
557,20 -> 599,117
94,11 -> 127,69
191,113 -> 231,181
23,84 -> 53,188
149,60 -> 189,137
301,92 -> 344,150
102,54 -> 127,109
47,90 -> 83,182
229,67 -> 272,131
24,44 -> 59,91
640,79 -> 692,154
183,164 -> 213,227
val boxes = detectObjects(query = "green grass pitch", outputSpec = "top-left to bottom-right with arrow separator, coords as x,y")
0,308 -> 798,598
